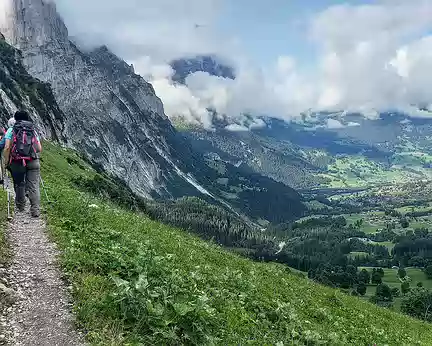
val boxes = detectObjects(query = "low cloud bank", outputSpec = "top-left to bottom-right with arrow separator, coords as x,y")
51,0 -> 432,129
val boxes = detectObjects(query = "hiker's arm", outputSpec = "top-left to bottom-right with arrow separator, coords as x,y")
35,133 -> 42,153
36,139 -> 42,153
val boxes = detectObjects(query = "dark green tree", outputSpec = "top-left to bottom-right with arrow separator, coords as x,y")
391,287 -> 400,298
400,218 -> 410,229
417,282 -> 424,288
372,271 -> 383,285
425,265 -> 432,280
375,284 -> 393,302
401,288 -> 432,322
354,219 -> 364,229
401,281 -> 411,295
377,268 -> 385,278
357,283 -> 367,296
358,269 -> 370,284
398,268 -> 407,279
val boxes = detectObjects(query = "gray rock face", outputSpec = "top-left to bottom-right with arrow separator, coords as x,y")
0,37 -> 65,140
0,0 -> 202,198
0,0 -> 68,47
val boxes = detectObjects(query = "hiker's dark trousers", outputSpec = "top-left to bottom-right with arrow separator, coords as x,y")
9,159 -> 40,215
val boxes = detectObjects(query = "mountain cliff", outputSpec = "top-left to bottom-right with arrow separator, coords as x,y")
0,36 -> 65,140
0,0 -> 202,199
0,0 -> 305,223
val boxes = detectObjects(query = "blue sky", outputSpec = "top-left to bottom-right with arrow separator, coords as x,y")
218,0 -> 375,68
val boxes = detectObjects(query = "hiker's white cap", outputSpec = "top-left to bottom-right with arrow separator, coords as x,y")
7,117 -> 15,128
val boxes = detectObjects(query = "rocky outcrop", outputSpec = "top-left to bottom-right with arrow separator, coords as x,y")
0,37 -> 65,140
0,282 -> 17,306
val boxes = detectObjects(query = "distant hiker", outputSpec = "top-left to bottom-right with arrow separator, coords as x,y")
2,111 -> 42,217
0,118 -> 15,185
0,118 -> 16,152
0,118 -> 14,151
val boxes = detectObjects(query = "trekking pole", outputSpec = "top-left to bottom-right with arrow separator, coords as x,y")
7,189 -> 11,221
0,166 -> 4,190
40,176 -> 51,204
5,173 -> 12,221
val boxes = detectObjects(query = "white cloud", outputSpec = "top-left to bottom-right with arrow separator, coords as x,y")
347,122 -> 360,127
276,56 -> 296,75
310,0 -> 432,112
326,118 -> 345,129
48,0 -> 432,129
52,0 -> 226,62
225,124 -> 249,132
151,78 -> 214,128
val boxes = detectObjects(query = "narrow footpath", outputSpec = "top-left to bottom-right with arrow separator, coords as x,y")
1,176 -> 84,345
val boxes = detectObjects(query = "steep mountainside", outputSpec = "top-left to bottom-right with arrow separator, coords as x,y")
0,0 -> 305,223
186,128 -> 324,189
0,37 -> 65,140
0,0 -> 199,199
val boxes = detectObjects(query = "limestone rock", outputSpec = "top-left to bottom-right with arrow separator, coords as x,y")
0,283 -> 17,306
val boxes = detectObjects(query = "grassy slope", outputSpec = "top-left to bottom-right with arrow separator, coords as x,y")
0,185 -> 11,340
40,142 -> 432,345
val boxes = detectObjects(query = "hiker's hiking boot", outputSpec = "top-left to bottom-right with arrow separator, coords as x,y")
16,204 -> 25,212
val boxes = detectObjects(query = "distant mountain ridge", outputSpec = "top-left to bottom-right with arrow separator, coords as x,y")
170,55 -> 235,84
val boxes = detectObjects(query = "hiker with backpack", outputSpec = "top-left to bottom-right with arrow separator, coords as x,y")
1,111 -> 42,217
0,118 -> 15,153
0,118 -> 15,185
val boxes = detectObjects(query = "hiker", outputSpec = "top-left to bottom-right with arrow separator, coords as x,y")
0,118 -> 15,185
0,118 -> 16,152
2,111 -> 42,217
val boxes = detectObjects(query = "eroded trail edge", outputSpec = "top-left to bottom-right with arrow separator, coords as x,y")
2,204 -> 85,346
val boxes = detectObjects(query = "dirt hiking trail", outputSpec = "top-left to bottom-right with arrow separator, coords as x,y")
1,177 -> 85,345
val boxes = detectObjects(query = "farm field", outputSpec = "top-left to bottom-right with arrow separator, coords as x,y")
318,155 -> 419,188
359,267 -> 432,312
